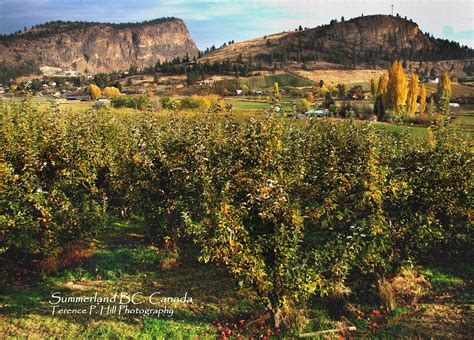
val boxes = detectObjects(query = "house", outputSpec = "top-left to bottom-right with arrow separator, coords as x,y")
253,90 -> 264,95
198,79 -> 214,86
66,95 -> 89,101
347,89 -> 358,99
449,103 -> 460,108
306,109 -> 329,117
236,89 -> 243,95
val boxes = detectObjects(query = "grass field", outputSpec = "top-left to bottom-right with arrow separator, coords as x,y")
451,104 -> 474,133
1,97 -> 138,115
0,220 -> 253,338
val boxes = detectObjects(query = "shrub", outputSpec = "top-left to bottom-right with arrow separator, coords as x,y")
160,96 -> 178,110
179,95 -> 224,111
408,113 -> 446,126
0,97 -> 109,259
295,99 -> 310,113
111,95 -> 150,110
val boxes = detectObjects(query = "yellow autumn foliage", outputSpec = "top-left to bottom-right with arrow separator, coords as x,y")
89,84 -> 101,101
407,72 -> 419,116
103,86 -> 121,99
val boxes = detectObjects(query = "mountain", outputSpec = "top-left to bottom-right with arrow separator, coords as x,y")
0,17 -> 199,77
200,15 -> 473,70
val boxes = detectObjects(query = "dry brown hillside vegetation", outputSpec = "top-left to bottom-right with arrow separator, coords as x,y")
200,15 -> 473,73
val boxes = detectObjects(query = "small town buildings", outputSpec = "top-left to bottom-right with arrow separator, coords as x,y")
66,95 -> 90,101
198,79 -> 214,86
306,109 -> 329,117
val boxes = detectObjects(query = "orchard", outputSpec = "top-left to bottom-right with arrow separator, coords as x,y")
0,96 -> 472,330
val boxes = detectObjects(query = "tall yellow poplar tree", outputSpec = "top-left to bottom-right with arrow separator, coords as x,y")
386,60 -> 408,115
436,72 -> 452,115
407,72 -> 419,115
419,85 -> 427,114
370,77 -> 378,97
273,82 -> 279,94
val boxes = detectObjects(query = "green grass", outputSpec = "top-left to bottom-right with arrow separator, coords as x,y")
371,122 -> 428,137
0,219 -> 258,338
2,219 -> 473,338
2,97 -> 138,114
227,99 -> 270,110
227,99 -> 292,111
62,246 -> 162,281
451,104 -> 474,133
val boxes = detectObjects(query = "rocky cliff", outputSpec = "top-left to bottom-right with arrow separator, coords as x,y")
0,17 -> 199,74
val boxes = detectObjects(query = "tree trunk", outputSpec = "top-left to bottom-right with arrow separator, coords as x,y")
268,303 -> 282,330
273,308 -> 282,329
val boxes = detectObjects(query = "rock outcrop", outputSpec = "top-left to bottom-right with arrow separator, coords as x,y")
0,17 -> 199,74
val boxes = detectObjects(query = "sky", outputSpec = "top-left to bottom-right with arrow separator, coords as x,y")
0,0 -> 473,49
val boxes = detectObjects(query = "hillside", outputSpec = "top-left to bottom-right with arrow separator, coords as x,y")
200,15 -> 474,71
0,17 -> 199,76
